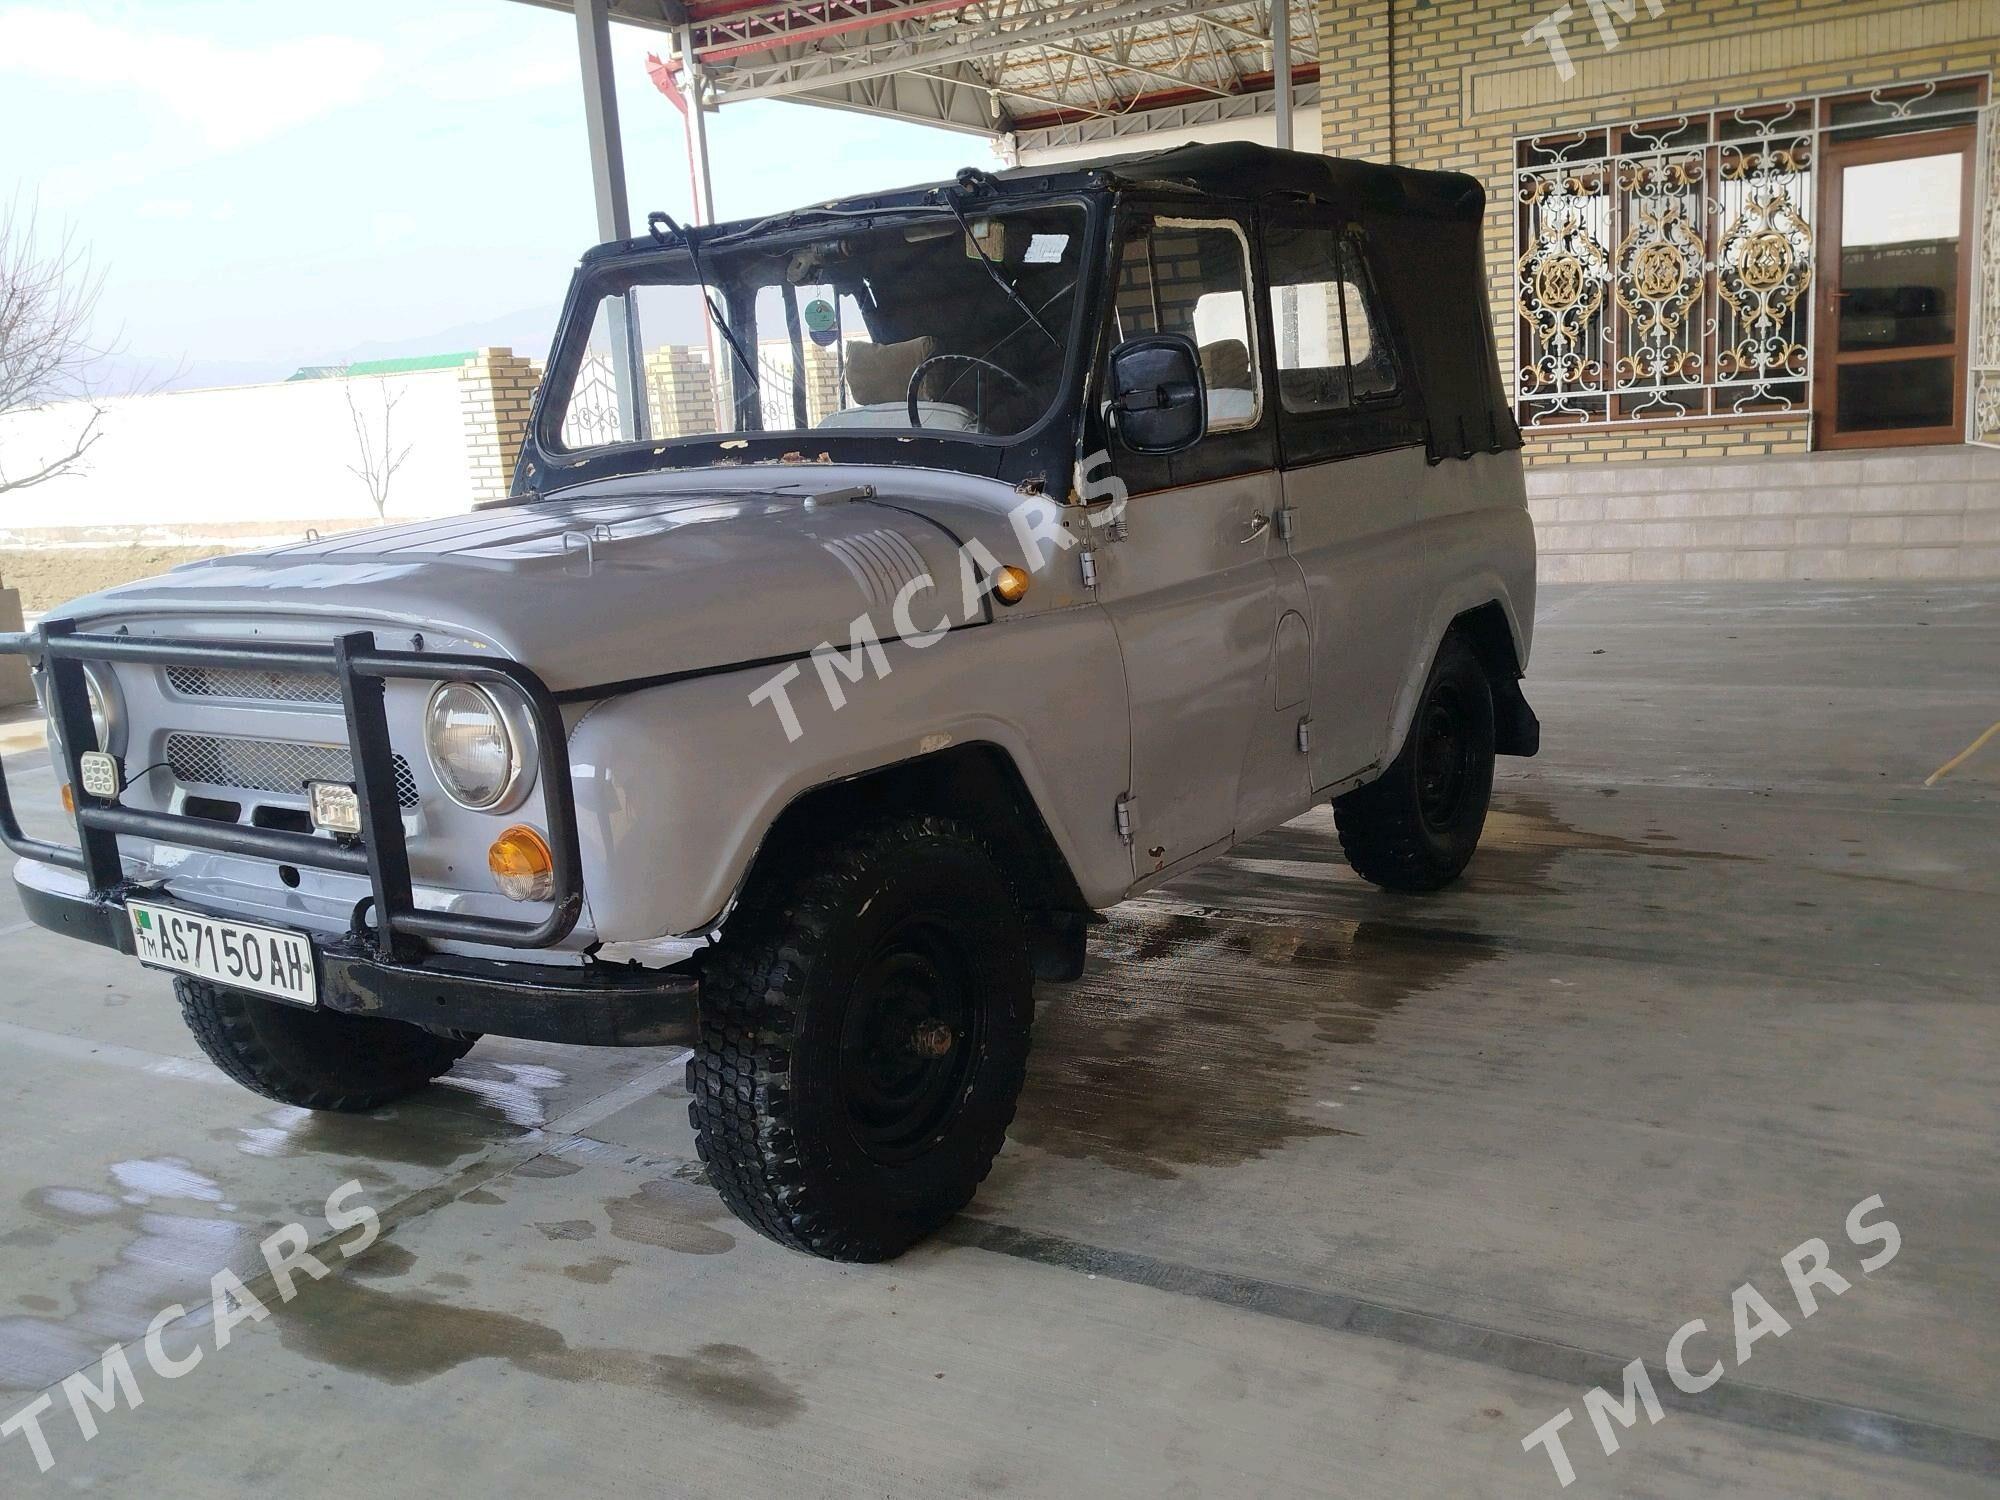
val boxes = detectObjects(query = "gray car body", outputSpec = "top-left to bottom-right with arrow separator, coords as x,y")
17,449 -> 1531,958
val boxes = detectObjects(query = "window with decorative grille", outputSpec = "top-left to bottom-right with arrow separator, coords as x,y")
1512,76 -> 1987,436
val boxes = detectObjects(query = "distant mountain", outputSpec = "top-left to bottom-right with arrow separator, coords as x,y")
331,304 -> 566,368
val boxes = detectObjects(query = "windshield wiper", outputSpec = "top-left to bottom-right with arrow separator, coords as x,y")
648,211 -> 759,391
935,184 -> 1061,350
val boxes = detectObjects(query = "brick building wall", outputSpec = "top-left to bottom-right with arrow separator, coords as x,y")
457,348 -> 540,506
1316,0 -> 2000,578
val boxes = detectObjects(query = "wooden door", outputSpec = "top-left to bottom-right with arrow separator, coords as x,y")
1814,126 -> 1976,448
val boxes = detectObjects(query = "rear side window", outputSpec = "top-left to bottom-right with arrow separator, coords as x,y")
1265,221 -> 1400,415
1111,217 -> 1262,432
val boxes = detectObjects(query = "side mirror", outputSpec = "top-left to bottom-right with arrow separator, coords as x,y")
1107,334 -> 1207,456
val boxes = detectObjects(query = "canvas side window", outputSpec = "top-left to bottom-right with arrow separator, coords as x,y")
1112,217 -> 1262,431
1265,222 -> 1400,414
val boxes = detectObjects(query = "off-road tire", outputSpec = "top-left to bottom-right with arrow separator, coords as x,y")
688,814 -> 1034,1262
1334,632 -> 1495,892
175,978 -> 476,1112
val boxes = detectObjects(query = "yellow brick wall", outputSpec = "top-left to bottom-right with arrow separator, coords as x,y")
1316,0 -> 2000,466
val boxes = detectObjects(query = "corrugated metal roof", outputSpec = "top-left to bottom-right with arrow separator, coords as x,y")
512,0 -> 1317,141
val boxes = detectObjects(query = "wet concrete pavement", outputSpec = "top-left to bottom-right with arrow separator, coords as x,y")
0,581 -> 1994,1497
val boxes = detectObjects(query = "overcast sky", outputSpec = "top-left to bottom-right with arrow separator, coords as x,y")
0,0 -> 986,386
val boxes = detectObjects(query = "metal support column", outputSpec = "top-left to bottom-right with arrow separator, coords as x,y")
677,24 -> 728,429
1271,0 -> 1293,151
575,0 -> 646,439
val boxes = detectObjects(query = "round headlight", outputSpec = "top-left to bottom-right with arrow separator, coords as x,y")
85,667 -> 112,749
424,682 -> 520,810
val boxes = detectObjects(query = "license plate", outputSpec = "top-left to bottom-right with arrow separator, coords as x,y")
128,901 -> 318,1007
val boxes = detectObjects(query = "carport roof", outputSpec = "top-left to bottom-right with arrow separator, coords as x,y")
509,1 -> 1320,144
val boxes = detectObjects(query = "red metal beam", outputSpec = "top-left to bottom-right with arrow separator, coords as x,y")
687,0 -> 980,65
1007,62 -> 1319,133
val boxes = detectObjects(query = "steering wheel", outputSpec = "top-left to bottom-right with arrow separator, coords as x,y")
906,353 -> 1033,429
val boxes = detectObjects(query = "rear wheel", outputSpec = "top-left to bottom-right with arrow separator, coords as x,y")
175,978 -> 476,1111
688,814 -> 1033,1262
1334,632 -> 1495,892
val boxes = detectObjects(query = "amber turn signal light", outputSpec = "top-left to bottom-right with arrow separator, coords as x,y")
992,565 -> 1030,605
59,783 -> 75,815
488,825 -> 555,903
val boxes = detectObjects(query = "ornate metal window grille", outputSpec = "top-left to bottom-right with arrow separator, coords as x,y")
1972,101 -> 2000,448
561,351 -> 627,448
1514,77 -> 1986,430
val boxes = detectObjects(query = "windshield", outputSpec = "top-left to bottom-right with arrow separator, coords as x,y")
552,203 -> 1087,451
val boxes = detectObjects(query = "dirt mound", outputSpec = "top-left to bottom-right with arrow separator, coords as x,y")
1,546 -> 235,613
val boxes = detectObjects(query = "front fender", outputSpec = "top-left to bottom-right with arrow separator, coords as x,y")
565,607 -> 1131,942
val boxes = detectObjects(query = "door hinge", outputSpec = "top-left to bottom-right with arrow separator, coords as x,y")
1275,505 -> 1296,542
1297,716 -> 1313,754
1079,547 -> 1099,589
1114,793 -> 1136,842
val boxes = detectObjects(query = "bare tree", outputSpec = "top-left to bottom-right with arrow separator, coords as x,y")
0,197 -> 109,495
344,376 -> 414,520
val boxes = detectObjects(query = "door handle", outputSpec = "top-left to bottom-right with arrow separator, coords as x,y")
1239,513 -> 1271,544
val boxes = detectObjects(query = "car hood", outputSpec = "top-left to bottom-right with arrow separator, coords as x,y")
51,484 -> 974,694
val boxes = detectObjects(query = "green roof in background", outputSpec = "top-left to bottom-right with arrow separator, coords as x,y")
285,351 -> 476,381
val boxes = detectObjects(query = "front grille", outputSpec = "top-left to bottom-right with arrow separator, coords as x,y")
165,665 -> 342,705
166,733 -> 421,808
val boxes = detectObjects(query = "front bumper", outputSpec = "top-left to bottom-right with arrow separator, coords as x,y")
15,875 -> 699,1049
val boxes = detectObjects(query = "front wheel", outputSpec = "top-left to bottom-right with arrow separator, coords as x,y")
1334,632 -> 1496,892
175,978 -> 476,1111
688,814 -> 1034,1262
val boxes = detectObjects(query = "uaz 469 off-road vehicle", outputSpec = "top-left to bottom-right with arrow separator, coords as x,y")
3,144 -> 1536,1260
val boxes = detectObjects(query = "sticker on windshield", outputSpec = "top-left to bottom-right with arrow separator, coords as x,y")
804,297 -> 839,347
1024,233 -> 1069,265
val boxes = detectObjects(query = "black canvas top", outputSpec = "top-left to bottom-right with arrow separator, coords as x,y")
1039,139 -> 1488,224
1032,143 -> 1518,462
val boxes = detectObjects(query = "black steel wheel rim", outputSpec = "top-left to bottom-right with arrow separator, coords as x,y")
837,914 -> 980,1165
1415,682 -> 1475,832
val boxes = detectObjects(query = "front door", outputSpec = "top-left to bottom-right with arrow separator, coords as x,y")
1090,207 -> 1301,877
1815,125 -> 1977,447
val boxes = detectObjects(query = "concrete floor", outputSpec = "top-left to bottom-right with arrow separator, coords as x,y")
0,581 -> 1994,1498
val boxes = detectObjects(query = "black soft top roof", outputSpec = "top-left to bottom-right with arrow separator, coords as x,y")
596,142 -> 1517,465
1005,140 -> 1488,223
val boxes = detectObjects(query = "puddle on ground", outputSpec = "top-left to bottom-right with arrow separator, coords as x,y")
1468,797 -> 1751,894
28,1187 -> 122,1224
1012,909 -> 1497,1179
216,1100 -> 521,1173
1009,795 -> 1758,1180
109,1157 -> 227,1206
606,1179 -> 737,1256
345,1242 -> 418,1280
561,1256 -> 628,1285
1172,797 -> 1752,907
0,1188 -> 257,1393
276,1274 -> 800,1425
515,1157 -> 583,1179
432,1061 -> 568,1129
535,1220 -> 598,1242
